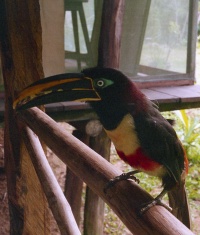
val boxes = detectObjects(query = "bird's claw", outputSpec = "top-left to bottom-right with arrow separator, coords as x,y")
104,171 -> 140,194
139,198 -> 172,215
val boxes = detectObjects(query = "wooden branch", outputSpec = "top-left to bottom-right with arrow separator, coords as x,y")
18,107 -> 194,235
22,126 -> 81,235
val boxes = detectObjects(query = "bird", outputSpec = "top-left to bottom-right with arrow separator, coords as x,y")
13,67 -> 190,228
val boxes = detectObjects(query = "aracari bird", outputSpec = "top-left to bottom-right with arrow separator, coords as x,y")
13,67 -> 190,228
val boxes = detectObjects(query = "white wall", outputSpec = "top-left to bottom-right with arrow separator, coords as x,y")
39,0 -> 65,77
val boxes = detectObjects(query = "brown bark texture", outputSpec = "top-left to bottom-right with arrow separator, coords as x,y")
0,1 -> 50,234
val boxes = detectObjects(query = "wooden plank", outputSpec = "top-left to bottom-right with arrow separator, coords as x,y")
151,86 -> 200,102
45,102 -> 65,112
45,101 -> 90,112
151,85 -> 200,97
61,101 -> 90,111
48,110 -> 97,123
179,85 -> 200,93
141,88 -> 179,103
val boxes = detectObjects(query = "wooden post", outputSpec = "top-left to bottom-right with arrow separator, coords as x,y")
84,130 -> 111,235
64,129 -> 88,226
98,0 -> 125,68
0,1 -> 50,234
19,108 -> 194,235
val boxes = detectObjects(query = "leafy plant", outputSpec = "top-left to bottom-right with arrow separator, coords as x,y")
173,110 -> 200,163
162,110 -> 200,163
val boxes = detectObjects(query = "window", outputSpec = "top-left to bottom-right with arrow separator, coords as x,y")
120,0 -> 198,87
64,0 -> 198,87
64,0 -> 100,72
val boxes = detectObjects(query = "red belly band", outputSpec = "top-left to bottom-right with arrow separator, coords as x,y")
117,147 -> 161,171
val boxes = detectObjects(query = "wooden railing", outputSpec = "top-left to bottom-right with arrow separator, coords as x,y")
17,107 -> 194,235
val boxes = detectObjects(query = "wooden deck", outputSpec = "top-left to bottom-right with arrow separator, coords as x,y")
0,85 -> 200,122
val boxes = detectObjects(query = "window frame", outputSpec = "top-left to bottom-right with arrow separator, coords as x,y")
130,0 -> 198,88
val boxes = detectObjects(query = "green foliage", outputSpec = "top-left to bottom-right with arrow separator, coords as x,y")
162,110 -> 200,163
186,165 -> 200,199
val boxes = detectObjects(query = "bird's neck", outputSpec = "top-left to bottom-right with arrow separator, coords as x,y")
89,101 -> 129,130
89,82 -> 148,130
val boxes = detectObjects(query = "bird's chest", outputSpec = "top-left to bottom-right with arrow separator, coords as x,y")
105,114 -> 140,156
105,114 -> 164,175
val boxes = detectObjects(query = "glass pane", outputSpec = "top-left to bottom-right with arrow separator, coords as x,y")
140,0 -> 189,74
120,0 -> 189,78
64,0 -> 100,72
64,2 -> 94,54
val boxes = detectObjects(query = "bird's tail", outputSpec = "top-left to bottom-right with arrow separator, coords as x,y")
168,180 -> 190,228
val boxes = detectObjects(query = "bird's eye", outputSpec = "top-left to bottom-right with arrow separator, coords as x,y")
96,80 -> 105,87
94,78 -> 114,89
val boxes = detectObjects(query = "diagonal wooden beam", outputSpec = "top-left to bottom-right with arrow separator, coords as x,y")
22,126 -> 81,235
18,107 -> 194,235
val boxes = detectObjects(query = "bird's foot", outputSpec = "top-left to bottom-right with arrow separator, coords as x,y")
104,170 -> 140,194
139,198 -> 172,215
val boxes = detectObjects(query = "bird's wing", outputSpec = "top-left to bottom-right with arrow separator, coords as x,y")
133,109 -> 185,183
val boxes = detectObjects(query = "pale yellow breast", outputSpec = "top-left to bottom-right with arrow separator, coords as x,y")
105,114 -> 140,156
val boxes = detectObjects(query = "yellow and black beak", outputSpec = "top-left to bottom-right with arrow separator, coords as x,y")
13,73 -> 101,110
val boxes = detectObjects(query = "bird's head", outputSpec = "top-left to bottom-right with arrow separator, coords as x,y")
13,67 -> 137,110
82,67 -> 132,105
13,67 -> 147,128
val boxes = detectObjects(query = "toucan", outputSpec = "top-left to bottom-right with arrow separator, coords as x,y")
13,67 -> 190,228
